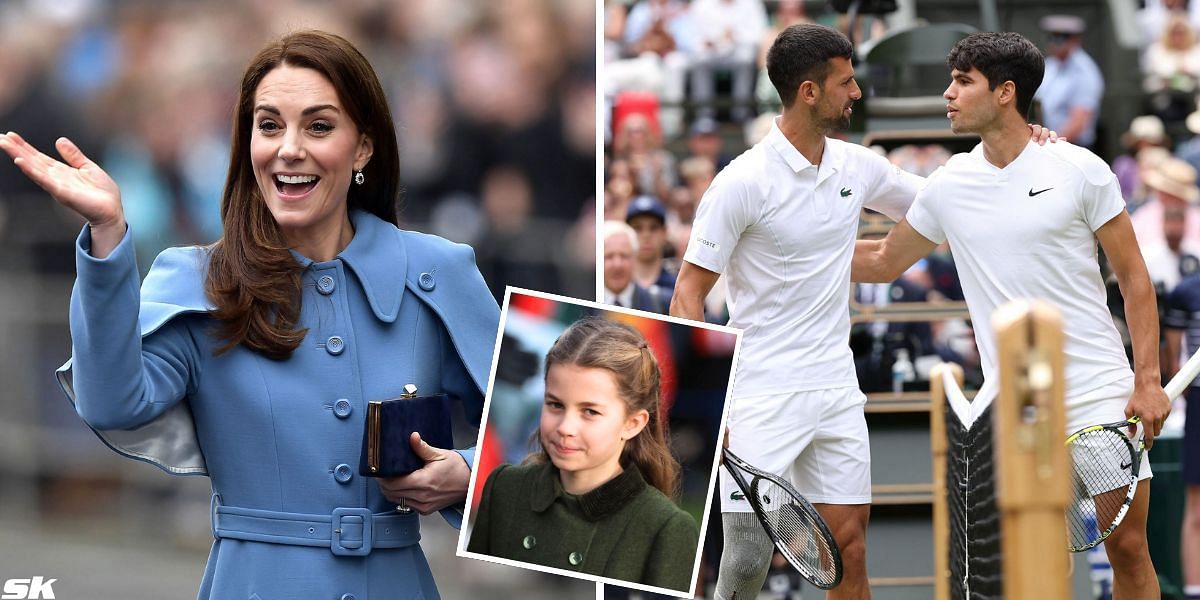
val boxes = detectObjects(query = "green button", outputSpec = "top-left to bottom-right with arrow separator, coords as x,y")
522,535 -> 536,549
568,551 -> 583,566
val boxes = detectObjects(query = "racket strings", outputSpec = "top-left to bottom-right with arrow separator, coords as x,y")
1066,429 -> 1136,550
752,478 -> 840,589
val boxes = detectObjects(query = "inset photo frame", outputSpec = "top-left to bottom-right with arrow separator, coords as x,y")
458,287 -> 741,597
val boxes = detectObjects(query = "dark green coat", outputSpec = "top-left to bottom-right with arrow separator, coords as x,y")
467,461 -> 699,591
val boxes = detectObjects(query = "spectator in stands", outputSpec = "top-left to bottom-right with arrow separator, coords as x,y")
678,155 -> 716,221
1131,146 -> 1174,213
1139,0 -> 1197,51
1115,115 -> 1170,203
607,0 -> 694,138
612,112 -> 678,200
626,195 -> 678,299
686,116 -> 732,172
606,157 -> 638,221
755,0 -> 814,112
1144,14 -> 1200,126
1133,158 -> 1200,250
1141,203 -> 1200,293
604,220 -> 670,313
1035,15 -> 1105,150
852,263 -> 935,393
1180,109 -> 1200,175
689,0 -> 768,123
1161,272 -> 1200,600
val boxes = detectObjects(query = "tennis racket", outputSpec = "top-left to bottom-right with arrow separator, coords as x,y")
1064,345 -> 1200,552
722,448 -> 843,589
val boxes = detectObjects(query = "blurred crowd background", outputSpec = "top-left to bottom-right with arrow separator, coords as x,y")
0,0 -> 594,598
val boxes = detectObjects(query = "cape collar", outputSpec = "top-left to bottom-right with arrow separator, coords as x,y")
289,209 -> 406,323
530,461 -> 648,521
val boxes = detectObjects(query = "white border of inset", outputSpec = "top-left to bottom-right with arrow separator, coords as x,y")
456,285 -> 743,599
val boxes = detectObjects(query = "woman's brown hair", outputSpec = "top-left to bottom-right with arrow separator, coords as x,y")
206,30 -> 400,359
536,316 -> 682,498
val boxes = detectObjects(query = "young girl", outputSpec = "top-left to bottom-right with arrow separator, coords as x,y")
468,316 -> 700,591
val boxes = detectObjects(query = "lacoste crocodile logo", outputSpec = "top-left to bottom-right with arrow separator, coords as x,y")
731,491 -> 745,501
840,187 -> 853,198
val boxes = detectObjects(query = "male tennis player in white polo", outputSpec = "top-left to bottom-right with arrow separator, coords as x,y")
670,23 -> 921,600
852,32 -> 1168,599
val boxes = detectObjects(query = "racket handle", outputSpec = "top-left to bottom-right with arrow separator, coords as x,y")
1165,345 -> 1200,400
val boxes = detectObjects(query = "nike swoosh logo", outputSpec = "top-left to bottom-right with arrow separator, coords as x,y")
1028,187 -> 1053,197
1120,461 -> 1132,470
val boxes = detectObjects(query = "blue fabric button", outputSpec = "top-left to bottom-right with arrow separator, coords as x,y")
341,594 -> 356,600
334,464 -> 353,484
326,336 -> 345,355
317,275 -> 336,295
418,272 -> 435,291
333,399 -> 352,419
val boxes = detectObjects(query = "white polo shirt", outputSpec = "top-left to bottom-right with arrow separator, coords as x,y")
684,119 -> 921,397
906,140 -> 1134,409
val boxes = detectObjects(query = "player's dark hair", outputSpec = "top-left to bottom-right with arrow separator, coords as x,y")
533,316 -> 681,498
947,32 -> 1045,119
767,23 -> 854,108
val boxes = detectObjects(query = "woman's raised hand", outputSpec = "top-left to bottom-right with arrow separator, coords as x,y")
0,132 -> 125,257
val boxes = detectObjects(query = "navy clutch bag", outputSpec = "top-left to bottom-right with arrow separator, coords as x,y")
359,384 -> 454,477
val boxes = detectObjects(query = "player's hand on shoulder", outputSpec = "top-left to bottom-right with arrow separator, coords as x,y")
1027,124 -> 1062,145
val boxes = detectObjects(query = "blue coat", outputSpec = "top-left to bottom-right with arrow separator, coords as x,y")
57,209 -> 500,600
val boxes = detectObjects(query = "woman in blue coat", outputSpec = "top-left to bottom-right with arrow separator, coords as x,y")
0,30 -> 498,599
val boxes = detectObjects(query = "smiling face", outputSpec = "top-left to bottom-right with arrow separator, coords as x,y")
250,64 -> 373,251
944,67 -> 1003,134
540,363 -> 649,494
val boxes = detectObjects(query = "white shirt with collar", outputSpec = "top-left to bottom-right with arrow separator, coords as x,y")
684,118 -> 922,397
605,285 -> 636,308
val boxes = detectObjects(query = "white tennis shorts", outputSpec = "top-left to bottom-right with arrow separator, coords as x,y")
720,386 -> 871,512
1067,377 -> 1153,485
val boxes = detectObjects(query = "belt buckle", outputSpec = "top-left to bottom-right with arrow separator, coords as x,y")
331,507 -> 374,556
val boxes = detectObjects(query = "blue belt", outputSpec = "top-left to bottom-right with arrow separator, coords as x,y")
212,500 -> 420,557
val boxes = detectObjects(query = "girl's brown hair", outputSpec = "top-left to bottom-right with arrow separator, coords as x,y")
205,30 -> 400,359
537,316 -> 681,498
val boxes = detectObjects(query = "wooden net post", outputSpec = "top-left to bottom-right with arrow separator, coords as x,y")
992,300 -> 1070,600
929,361 -> 962,600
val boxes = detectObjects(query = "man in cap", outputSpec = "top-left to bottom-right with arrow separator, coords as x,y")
687,116 -> 732,171
626,195 -> 678,299
1035,14 -> 1105,149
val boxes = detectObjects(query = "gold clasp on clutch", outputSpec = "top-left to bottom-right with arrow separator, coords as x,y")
401,384 -> 418,399
367,400 -> 382,473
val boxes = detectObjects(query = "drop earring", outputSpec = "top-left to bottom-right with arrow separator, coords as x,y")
354,170 -> 365,185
